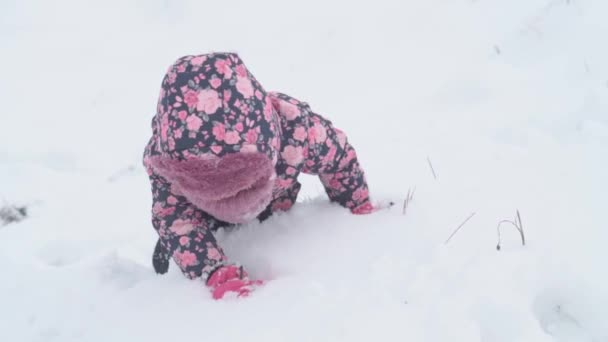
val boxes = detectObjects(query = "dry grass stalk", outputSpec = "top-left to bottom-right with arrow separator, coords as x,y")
426,157 -> 437,180
496,210 -> 525,250
444,212 -> 476,244
402,187 -> 416,215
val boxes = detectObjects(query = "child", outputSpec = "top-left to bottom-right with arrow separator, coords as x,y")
143,53 -> 375,299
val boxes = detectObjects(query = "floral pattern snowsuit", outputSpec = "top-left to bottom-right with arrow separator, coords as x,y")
143,53 -> 370,282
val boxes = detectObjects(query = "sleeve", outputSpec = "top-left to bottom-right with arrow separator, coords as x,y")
301,112 -> 372,212
256,181 -> 301,222
146,165 -> 228,282
270,181 -> 302,212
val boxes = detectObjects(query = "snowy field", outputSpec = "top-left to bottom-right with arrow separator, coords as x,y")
1,0 -> 607,341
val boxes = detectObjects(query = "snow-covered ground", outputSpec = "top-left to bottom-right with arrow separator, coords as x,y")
1,0 -> 607,341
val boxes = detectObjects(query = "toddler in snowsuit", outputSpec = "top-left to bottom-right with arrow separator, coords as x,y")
143,53 -> 374,299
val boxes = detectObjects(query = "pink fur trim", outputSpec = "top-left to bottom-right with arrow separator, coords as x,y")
149,153 -> 274,223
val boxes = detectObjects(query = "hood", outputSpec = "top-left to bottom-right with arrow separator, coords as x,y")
147,53 -> 281,223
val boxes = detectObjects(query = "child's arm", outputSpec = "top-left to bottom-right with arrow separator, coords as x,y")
270,92 -> 372,213
146,166 -> 263,299
146,166 -> 227,281
304,112 -> 373,214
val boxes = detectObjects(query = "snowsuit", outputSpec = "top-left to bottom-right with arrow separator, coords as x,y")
143,53 -> 371,282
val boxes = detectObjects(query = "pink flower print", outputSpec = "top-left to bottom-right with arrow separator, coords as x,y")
277,178 -> 293,188
160,113 -> 169,141
236,76 -> 254,98
174,127 -> 184,139
270,136 -> 281,151
215,59 -> 233,79
170,219 -> 195,235
207,248 -> 222,260
223,89 -> 232,102
324,177 -> 341,190
293,126 -> 307,142
152,202 -> 164,215
312,123 -> 327,143
167,196 -> 178,205
235,64 -> 247,77
279,101 -> 300,120
235,122 -> 244,132
335,129 -> 347,148
346,149 -> 357,162
179,236 -> 190,246
245,129 -> 258,144
186,115 -> 203,131
255,89 -> 263,100
352,187 -> 369,201
177,63 -> 186,73
168,136 -> 176,150
272,200 -> 293,211
210,77 -> 221,89
167,71 -> 177,84
238,101 -> 249,114
224,67 -> 233,79
214,59 -> 226,73
264,98 -> 274,120
160,207 -> 176,217
241,144 -> 258,153
174,251 -> 198,268
211,145 -> 223,154
177,110 -> 188,122
224,130 -> 241,145
190,55 -> 206,66
212,123 -> 226,141
282,146 -> 304,165
324,146 -> 337,163
197,89 -> 222,114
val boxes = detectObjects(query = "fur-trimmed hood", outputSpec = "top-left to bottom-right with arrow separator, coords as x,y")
145,53 -> 281,223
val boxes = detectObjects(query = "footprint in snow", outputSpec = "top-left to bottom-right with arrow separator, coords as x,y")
95,253 -> 152,290
36,242 -> 90,267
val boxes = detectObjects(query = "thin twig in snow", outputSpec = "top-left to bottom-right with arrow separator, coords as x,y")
427,157 -> 437,180
444,212 -> 476,244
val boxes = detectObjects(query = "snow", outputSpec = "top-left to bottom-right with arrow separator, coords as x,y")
1,0 -> 607,341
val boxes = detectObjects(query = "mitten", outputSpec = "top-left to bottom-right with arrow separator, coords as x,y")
351,200 -> 394,215
206,265 -> 263,300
